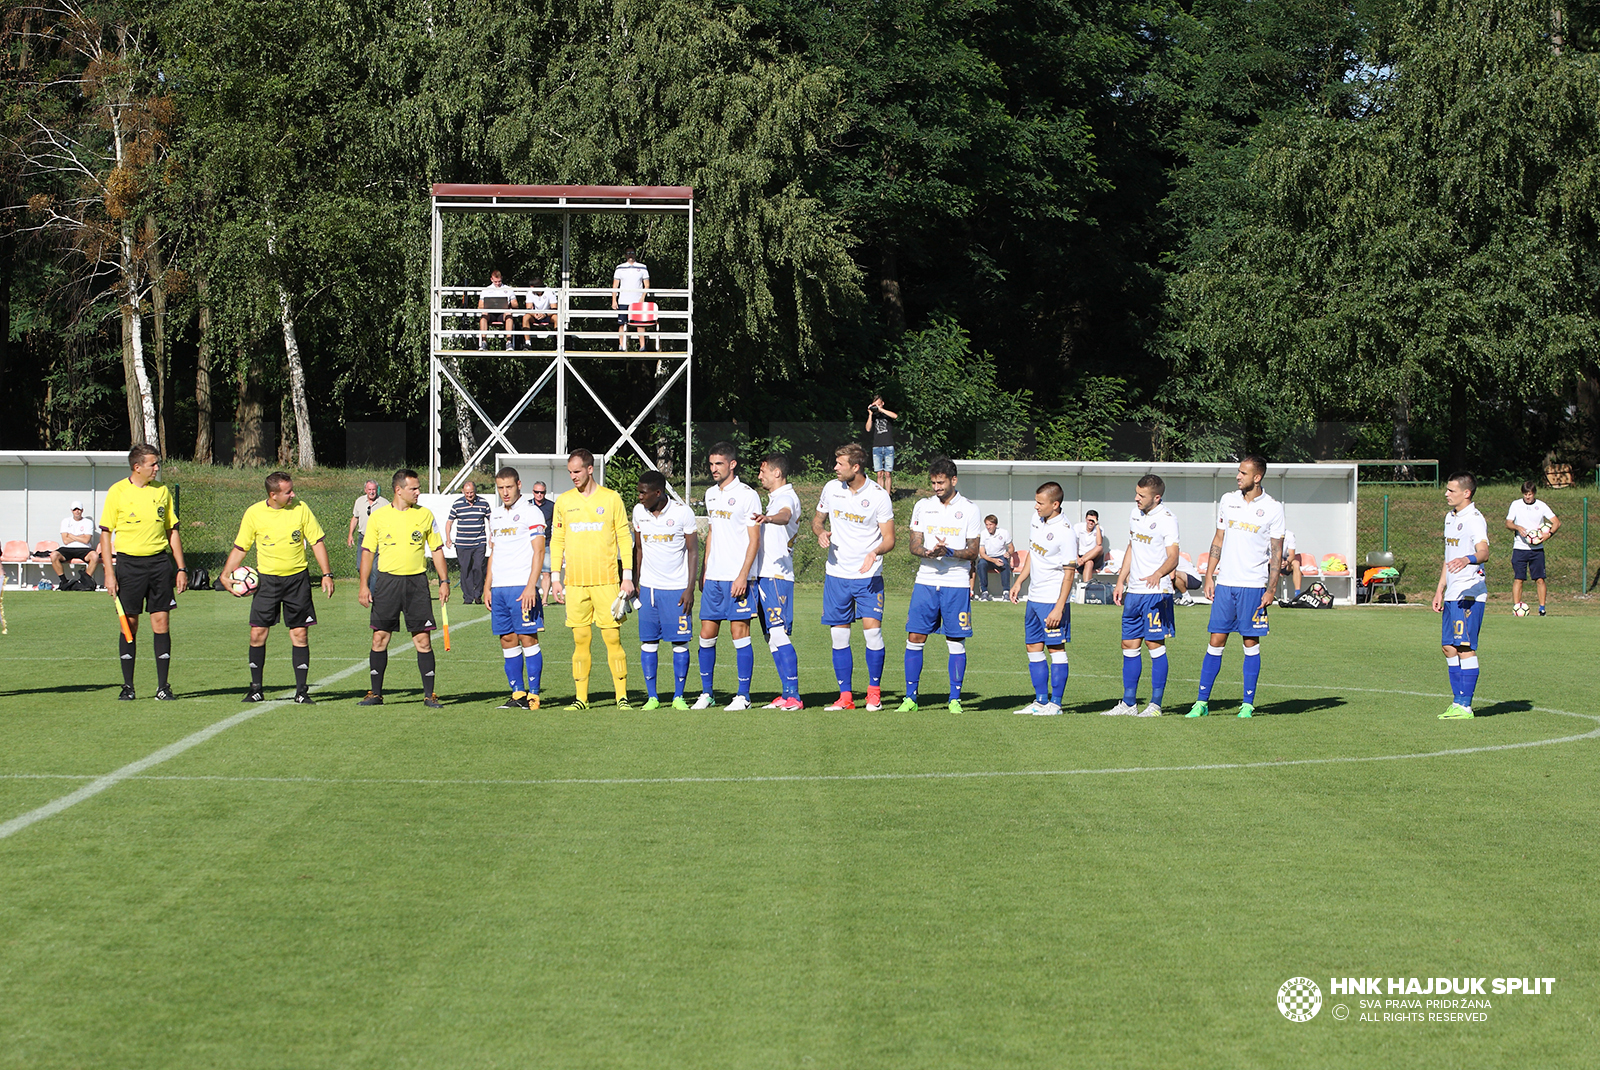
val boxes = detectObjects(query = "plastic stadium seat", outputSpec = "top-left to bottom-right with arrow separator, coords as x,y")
1296,552 -> 1320,577
1,540 -> 29,587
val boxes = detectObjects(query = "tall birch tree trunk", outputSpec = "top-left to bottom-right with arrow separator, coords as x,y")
266,220 -> 316,468
194,275 -> 214,463
146,213 -> 168,455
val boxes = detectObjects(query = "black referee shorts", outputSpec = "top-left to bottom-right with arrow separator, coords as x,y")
370,571 -> 436,634
250,570 -> 317,629
114,553 -> 177,615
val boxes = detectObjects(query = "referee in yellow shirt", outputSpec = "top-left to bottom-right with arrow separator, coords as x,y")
99,444 -> 188,700
549,448 -> 635,709
358,469 -> 449,707
221,471 -> 336,704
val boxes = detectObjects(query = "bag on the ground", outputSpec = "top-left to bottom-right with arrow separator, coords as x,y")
1296,582 -> 1334,609
1081,581 -> 1114,605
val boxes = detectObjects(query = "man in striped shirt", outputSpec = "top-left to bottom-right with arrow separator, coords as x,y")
446,481 -> 490,605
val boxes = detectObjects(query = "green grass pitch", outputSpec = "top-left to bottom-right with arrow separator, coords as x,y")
1,588 -> 1596,1068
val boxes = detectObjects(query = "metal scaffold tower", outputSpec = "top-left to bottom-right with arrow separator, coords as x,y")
427,183 -> 694,497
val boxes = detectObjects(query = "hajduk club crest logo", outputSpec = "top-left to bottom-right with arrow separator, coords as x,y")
1276,977 -> 1322,1022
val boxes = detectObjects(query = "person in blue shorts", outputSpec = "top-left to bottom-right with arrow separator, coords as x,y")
1105,473 -> 1181,717
812,443 -> 897,710
900,458 -> 981,713
1188,455 -> 1285,719
485,467 -> 547,709
632,470 -> 699,710
1009,481 -> 1076,716
1435,472 -> 1491,719
754,454 -> 804,709
695,442 -> 762,709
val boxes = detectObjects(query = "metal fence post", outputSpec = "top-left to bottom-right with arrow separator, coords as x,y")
1382,494 -> 1389,554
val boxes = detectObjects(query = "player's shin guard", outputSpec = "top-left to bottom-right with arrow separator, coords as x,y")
640,642 -> 660,698
417,649 -> 436,697
903,641 -> 925,701
733,635 -> 754,697
249,643 -> 267,689
1028,651 -> 1048,703
153,631 -> 172,689
1459,654 -> 1479,707
369,648 -> 388,694
120,633 -> 136,688
863,627 -> 885,688
1241,643 -> 1261,704
1122,647 -> 1142,705
1446,655 -> 1463,703
601,628 -> 627,698
504,645 -> 526,691
1149,644 -> 1168,704
524,644 -> 543,695
571,624 -> 592,702
292,644 -> 310,692
831,626 -> 853,693
698,636 -> 717,694
671,643 -> 690,698
1197,644 -> 1224,701
947,639 -> 966,701
1050,650 -> 1069,705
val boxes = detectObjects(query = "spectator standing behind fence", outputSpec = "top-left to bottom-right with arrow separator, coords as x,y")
612,250 -> 650,352
51,501 -> 101,589
447,481 -> 491,605
1506,480 -> 1559,616
865,394 -> 898,495
348,480 -> 388,549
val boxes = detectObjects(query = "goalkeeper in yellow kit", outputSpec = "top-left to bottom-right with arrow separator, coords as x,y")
548,448 -> 635,708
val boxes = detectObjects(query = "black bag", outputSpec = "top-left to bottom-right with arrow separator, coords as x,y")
1082,581 -> 1114,605
1297,582 -> 1334,609
189,566 -> 211,591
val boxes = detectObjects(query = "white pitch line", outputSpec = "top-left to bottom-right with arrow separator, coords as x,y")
3,708 -> 1595,792
0,614 -> 489,841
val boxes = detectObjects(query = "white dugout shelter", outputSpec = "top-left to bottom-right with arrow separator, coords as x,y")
0,452 -> 129,586
953,460 -> 1360,603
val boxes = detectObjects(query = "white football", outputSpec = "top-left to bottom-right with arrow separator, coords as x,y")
228,565 -> 260,597
1511,602 -> 1529,618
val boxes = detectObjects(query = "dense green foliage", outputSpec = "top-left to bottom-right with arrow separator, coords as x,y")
5,0 -> 1600,478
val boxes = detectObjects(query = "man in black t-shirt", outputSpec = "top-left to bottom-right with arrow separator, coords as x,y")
865,394 -> 898,495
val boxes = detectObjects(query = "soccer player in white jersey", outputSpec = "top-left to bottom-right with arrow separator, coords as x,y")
1435,472 -> 1491,718
1008,481 -> 1076,716
1105,473 -> 1181,717
695,442 -> 763,710
900,458 -> 981,713
1187,455 -> 1285,719
484,467 -> 548,709
632,470 -> 699,710
755,454 -> 803,709
812,442 -> 896,710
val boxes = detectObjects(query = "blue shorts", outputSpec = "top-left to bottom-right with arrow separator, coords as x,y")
1511,548 -> 1545,581
1207,584 -> 1270,636
822,574 -> 886,626
701,578 -> 757,622
872,445 -> 895,473
1024,600 -> 1070,646
638,586 -> 693,643
906,584 -> 973,638
757,578 -> 795,635
1442,598 -> 1486,650
489,585 -> 544,636
1122,593 -> 1176,641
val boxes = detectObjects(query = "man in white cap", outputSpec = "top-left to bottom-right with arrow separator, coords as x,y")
51,501 -> 100,589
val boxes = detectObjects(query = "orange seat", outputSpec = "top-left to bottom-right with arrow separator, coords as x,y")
34,540 -> 60,557
1295,552 -> 1320,576
2,540 -> 30,587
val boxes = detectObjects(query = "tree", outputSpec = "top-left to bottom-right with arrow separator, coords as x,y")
1163,0 -> 1600,467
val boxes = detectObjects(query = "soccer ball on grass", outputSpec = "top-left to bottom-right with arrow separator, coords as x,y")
1511,602 -> 1530,618
227,565 -> 260,597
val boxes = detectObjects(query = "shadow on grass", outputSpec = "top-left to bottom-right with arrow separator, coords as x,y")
1468,699 -> 1533,718
1261,696 -> 1347,716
